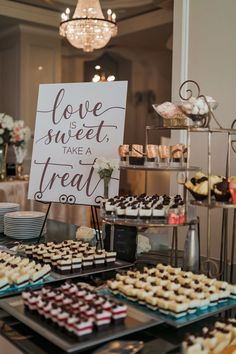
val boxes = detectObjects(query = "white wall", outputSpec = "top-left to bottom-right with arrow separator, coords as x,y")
172,0 -> 236,262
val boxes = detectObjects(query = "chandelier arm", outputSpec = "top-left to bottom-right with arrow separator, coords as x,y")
60,17 -> 117,26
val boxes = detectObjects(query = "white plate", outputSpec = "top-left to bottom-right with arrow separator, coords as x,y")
0,203 -> 20,209
4,211 -> 46,219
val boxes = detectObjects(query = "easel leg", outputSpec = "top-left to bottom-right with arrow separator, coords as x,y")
230,209 -> 236,283
37,202 -> 52,243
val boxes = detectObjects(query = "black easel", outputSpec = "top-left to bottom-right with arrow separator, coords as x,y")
37,201 -> 52,243
35,198 -> 103,248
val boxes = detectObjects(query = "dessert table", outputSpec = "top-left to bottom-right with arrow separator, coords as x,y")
0,180 -> 91,226
0,309 -> 222,354
0,220 -> 234,354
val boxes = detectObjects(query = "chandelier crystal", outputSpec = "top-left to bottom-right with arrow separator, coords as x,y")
59,0 -> 117,52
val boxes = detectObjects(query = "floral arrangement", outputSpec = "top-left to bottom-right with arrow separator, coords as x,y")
94,157 -> 119,179
0,113 -> 32,165
94,157 -> 119,198
0,113 -> 14,145
0,114 -> 31,147
11,120 -> 31,147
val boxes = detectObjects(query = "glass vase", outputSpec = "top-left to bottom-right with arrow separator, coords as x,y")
103,176 -> 111,199
0,144 -> 8,181
16,163 -> 24,180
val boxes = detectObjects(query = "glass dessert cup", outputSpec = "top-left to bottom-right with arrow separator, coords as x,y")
157,145 -> 170,166
187,113 -> 208,127
118,144 -> 129,166
145,144 -> 158,167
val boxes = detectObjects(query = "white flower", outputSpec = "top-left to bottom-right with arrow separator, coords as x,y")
108,158 -> 119,170
94,157 -> 119,171
95,157 -> 110,170
13,120 -> 24,129
1,114 -> 14,130
23,126 -> 31,142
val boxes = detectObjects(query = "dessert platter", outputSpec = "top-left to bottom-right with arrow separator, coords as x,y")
0,250 -> 52,297
185,172 -> 236,206
17,240 -> 131,282
106,263 -> 236,328
0,281 -> 161,353
102,193 -> 188,226
182,318 -> 236,354
0,241 -> 131,298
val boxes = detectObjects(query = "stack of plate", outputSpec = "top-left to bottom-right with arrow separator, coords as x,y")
0,203 -> 20,233
4,211 -> 46,239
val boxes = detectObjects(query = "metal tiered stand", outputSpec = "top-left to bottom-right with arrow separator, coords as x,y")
102,80 -> 236,281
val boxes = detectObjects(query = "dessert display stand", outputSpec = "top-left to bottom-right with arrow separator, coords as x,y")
102,127 -> 201,269
102,80 -> 236,279
145,126 -> 236,280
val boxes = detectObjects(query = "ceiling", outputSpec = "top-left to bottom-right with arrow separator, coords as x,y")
110,22 -> 172,51
1,0 -> 173,52
10,0 -> 171,20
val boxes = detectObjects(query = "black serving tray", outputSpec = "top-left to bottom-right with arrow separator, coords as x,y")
50,260 -> 132,281
0,296 -> 162,353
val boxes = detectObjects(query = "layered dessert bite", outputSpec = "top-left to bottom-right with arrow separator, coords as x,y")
105,251 -> 117,264
19,240 -> 116,273
182,318 -> 236,354
57,256 -> 72,275
107,263 -> 234,319
22,282 -> 127,338
0,251 -> 51,291
82,253 -> 94,268
71,254 -> 82,272
94,251 -> 106,266
103,193 -> 185,221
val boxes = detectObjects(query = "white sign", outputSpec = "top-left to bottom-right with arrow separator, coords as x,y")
28,81 -> 128,206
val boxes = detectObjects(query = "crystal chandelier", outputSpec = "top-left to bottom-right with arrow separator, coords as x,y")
59,0 -> 117,52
